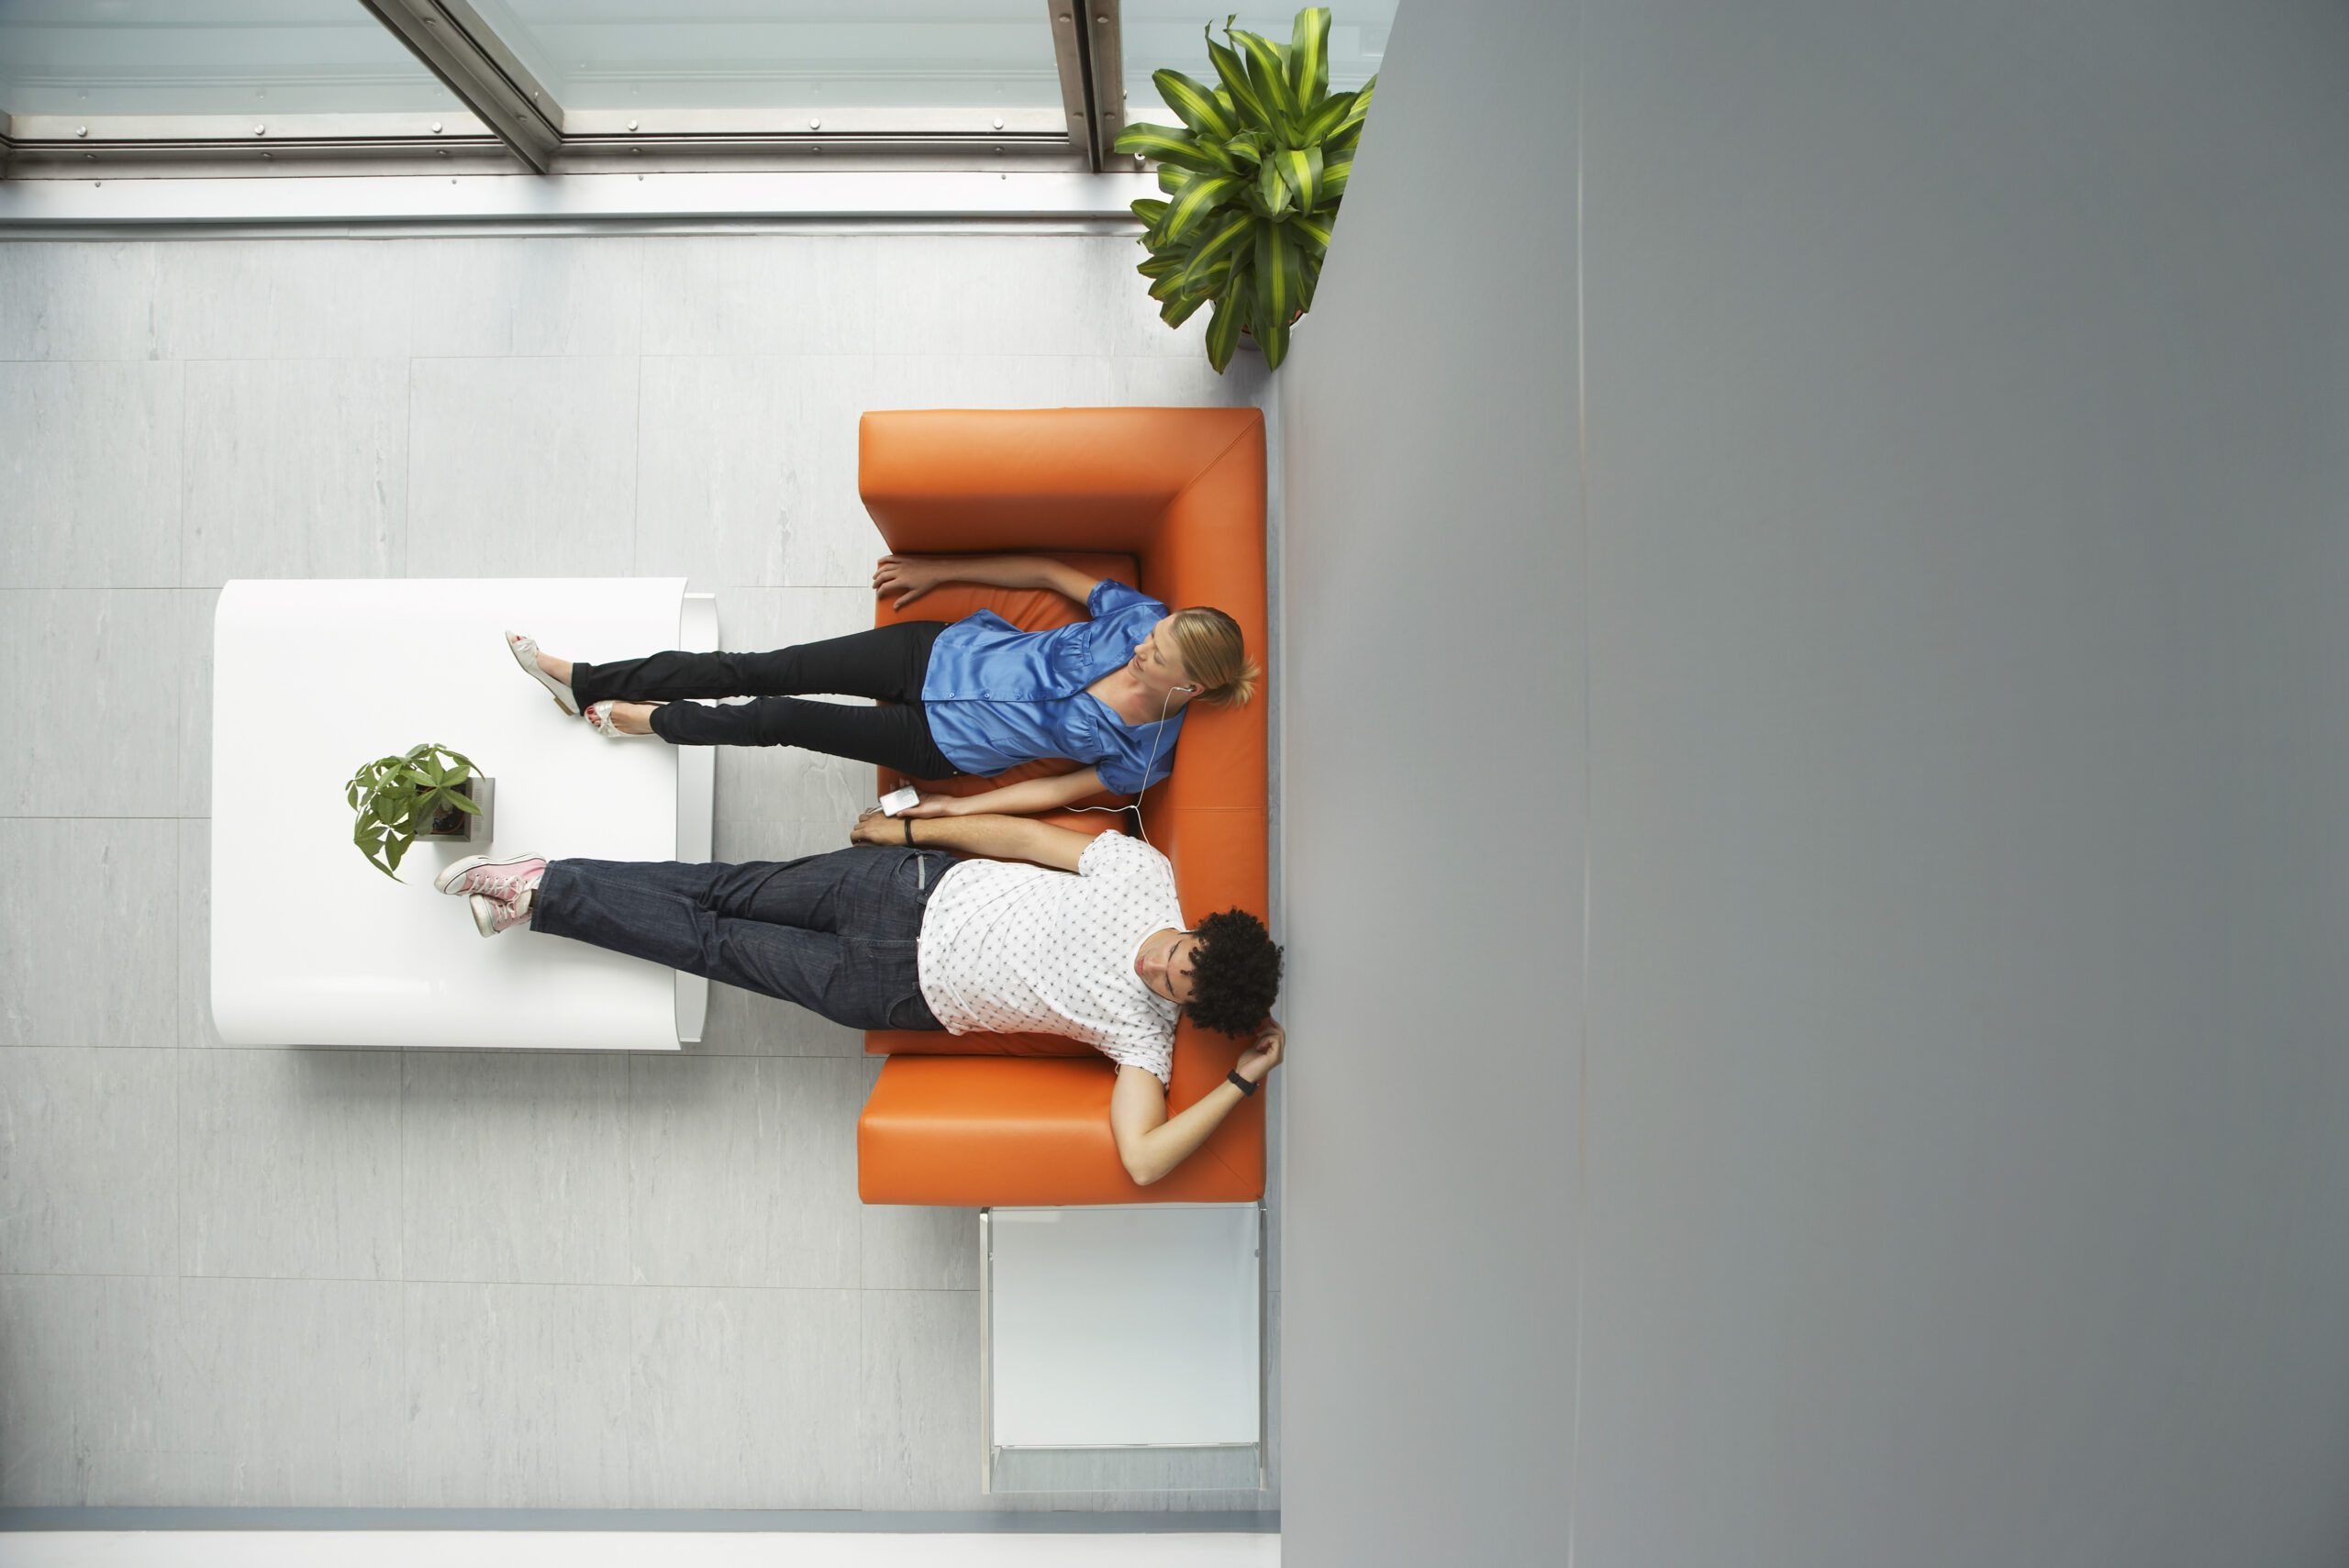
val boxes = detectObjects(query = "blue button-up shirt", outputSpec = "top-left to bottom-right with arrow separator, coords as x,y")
921,579 -> 1186,794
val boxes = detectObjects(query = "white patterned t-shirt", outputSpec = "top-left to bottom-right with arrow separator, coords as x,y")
916,831 -> 1184,1084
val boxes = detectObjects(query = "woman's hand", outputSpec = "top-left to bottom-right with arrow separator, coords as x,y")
1234,1018 -> 1285,1084
873,554 -> 949,610
896,793 -> 963,819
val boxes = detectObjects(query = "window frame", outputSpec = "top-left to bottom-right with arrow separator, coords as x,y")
0,0 -> 1141,180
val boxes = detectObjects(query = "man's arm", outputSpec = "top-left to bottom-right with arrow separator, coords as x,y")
851,807 -> 1093,872
897,768 -> 1111,821
1108,1020 -> 1285,1186
873,553 -> 1101,611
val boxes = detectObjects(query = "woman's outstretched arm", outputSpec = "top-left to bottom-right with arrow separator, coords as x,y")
873,552 -> 1100,610
896,767 -> 1112,820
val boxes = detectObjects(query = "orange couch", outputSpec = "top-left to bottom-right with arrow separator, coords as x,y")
853,407 -> 1268,1207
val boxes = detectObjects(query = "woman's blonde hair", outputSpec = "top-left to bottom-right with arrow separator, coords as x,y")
1168,606 -> 1260,707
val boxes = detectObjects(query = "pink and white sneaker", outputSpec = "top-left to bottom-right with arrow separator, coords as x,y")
434,852 -> 547,903
466,891 -> 535,938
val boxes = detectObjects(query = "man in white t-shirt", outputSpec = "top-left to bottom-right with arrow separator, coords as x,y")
437,812 -> 1284,1187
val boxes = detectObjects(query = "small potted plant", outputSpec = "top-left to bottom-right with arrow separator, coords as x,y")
345,743 -> 495,882
1113,6 -> 1376,373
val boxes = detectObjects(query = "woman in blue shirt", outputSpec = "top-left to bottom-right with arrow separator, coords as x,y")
506,554 -> 1257,817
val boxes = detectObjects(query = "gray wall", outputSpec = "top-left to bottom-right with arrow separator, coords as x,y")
1276,1 -> 1584,1562
1279,2 -> 2349,1564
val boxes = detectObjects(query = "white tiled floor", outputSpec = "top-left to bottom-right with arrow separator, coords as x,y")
0,231 -> 1275,1513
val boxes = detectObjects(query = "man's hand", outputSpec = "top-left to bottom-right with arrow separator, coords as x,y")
1234,1018 -> 1285,1084
873,554 -> 947,609
850,807 -> 897,846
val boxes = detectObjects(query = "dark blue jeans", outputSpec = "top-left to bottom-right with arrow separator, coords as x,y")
532,845 -> 952,1031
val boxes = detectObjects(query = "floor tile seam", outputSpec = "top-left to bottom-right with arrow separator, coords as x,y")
170,360 -> 189,590
395,348 -> 414,580
628,350 -> 874,361
399,354 -> 420,571
605,349 -> 1203,361
626,233 -> 650,360
170,993 -> 184,1279
628,349 -> 644,576
400,351 -> 651,365
0,585 -> 193,595
852,1238 -> 868,1509
619,969 -> 638,1512
0,1042 -> 177,1057
0,1267 -> 926,1292
131,352 -> 416,366
396,1046 -> 409,1446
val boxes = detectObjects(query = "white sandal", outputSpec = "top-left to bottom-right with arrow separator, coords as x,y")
584,700 -> 660,740
506,631 -> 580,716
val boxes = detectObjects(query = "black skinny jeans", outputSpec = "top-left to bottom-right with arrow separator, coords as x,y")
569,619 -> 960,777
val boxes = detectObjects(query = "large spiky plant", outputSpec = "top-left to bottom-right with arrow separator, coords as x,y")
1113,8 -> 1375,373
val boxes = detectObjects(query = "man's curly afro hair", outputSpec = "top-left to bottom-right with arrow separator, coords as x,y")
1182,908 -> 1284,1037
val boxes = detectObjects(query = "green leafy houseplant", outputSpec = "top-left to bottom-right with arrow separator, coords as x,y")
1113,6 -> 1375,373
346,743 -> 483,881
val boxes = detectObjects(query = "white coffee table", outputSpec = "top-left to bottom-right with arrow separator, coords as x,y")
210,577 -> 715,1051
981,1204 -> 1264,1494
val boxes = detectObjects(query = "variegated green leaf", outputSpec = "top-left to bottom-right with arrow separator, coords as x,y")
1288,212 -> 1334,256
1158,163 -> 1187,194
1255,310 -> 1293,371
1254,159 -> 1291,219
1205,276 -> 1250,373
1252,220 -> 1307,335
1138,252 -> 1186,280
1111,122 -> 1224,173
1131,197 -> 1171,229
1321,147 -> 1353,201
1273,146 -> 1324,214
1207,28 -> 1276,133
1152,172 -> 1244,247
1224,129 -> 1269,166
1175,253 -> 1237,305
1152,68 -> 1237,140
1289,7 -> 1330,102
1230,28 -> 1304,139
1297,88 -> 1355,146
1329,73 -> 1375,150
1181,211 -> 1256,285
1161,290 -> 1210,329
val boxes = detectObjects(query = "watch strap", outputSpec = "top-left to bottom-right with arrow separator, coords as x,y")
1227,1069 -> 1258,1096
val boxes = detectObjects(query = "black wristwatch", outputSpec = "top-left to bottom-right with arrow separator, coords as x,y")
1227,1069 -> 1259,1096
902,817 -> 914,846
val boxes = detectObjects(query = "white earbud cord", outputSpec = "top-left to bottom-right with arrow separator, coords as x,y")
1063,682 -> 1190,847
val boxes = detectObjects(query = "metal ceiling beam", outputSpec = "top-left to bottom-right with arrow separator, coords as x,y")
357,0 -> 560,172
1047,0 -> 1095,167
1080,0 -> 1129,173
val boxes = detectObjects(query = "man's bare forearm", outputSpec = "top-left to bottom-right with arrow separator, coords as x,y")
1127,1080 -> 1251,1185
900,811 -> 1084,870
